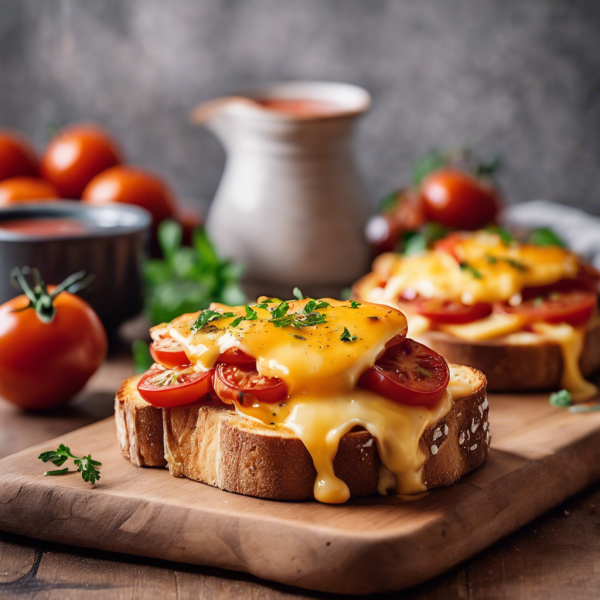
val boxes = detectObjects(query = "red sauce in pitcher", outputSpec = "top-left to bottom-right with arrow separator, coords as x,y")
256,98 -> 343,117
0,218 -> 90,237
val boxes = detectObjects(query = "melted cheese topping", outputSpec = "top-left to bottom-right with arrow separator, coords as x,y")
373,231 -> 579,305
358,231 -> 598,400
159,299 -> 470,503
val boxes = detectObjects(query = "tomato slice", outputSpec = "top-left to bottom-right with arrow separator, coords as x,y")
433,232 -> 463,261
414,298 -> 492,324
149,337 -> 191,369
497,290 -> 597,327
358,339 -> 450,408
137,366 -> 214,408
214,363 -> 287,405
218,347 -> 256,365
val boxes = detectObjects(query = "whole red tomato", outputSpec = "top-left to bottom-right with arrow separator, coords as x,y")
0,177 -> 59,205
0,131 -> 39,181
0,269 -> 107,410
41,124 -> 122,199
81,165 -> 177,228
420,169 -> 500,230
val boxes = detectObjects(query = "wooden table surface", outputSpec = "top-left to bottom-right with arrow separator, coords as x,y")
1,352 -> 600,599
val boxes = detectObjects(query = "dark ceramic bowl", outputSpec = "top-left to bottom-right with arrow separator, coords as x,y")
0,202 -> 151,333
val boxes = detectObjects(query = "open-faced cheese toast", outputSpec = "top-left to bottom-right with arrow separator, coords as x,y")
354,230 -> 600,399
115,296 -> 489,503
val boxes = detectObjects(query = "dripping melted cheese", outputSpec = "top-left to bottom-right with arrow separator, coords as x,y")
161,299 -> 466,504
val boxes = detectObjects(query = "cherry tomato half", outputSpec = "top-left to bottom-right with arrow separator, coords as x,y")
137,366 -> 214,408
41,124 -> 122,199
0,131 -> 39,181
149,337 -> 191,369
414,298 -> 492,325
218,348 -> 256,365
214,363 -> 287,405
497,290 -> 597,327
358,338 -> 450,408
420,169 -> 500,230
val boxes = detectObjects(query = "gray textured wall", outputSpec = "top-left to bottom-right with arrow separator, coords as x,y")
1,0 -> 599,215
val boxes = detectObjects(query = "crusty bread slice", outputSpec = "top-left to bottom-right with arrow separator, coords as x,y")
418,321 -> 600,392
114,365 -> 489,501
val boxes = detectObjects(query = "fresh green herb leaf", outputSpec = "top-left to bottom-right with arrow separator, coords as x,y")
293,287 -> 304,300
340,327 -> 357,342
568,403 -> 600,413
486,255 -> 498,264
230,316 -> 244,327
132,340 -> 154,374
528,227 -> 567,248
144,220 -> 246,326
314,300 -> 331,310
504,258 -> 526,272
485,226 -> 514,244
349,300 -> 361,309
378,190 -> 401,214
411,151 -> 446,186
459,262 -> 483,279
38,444 -> 101,484
270,301 -> 290,320
549,389 -> 572,408
417,366 -> 432,378
293,335 -> 306,341
272,311 -> 327,329
367,316 -> 380,320
244,305 -> 258,320
192,309 -> 236,332
402,231 -> 428,255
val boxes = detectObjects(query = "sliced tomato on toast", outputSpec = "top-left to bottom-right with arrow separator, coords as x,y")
137,365 -> 216,408
359,338 -> 449,408
214,363 -> 287,405
497,289 -> 597,327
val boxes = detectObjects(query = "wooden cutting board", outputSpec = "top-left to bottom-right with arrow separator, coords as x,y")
1,393 -> 600,595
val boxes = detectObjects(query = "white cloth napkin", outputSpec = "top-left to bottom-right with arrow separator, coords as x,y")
507,200 -> 600,268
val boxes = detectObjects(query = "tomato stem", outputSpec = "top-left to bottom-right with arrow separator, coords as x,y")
10,267 -> 94,324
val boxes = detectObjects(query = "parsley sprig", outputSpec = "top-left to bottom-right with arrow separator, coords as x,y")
340,327 -> 357,342
459,262 -> 483,279
269,297 -> 330,329
38,444 -> 101,484
192,309 -> 236,332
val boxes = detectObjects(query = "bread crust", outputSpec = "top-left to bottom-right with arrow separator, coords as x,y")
419,321 -> 600,392
115,366 -> 489,501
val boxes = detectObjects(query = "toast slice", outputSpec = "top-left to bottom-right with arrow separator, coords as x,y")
418,321 -> 600,392
115,365 -> 489,501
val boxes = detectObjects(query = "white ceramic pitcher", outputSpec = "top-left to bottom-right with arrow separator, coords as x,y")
192,81 -> 372,299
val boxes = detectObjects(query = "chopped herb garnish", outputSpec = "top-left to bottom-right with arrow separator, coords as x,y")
273,312 -> 327,329
486,255 -> 498,264
293,334 -> 306,341
192,309 -> 236,332
340,327 -> 357,342
528,227 -> 566,248
549,389 -> 572,408
270,301 -> 290,320
293,287 -> 304,300
485,226 -> 514,244
504,258 -> 526,272
417,366 -> 432,378
367,316 -> 380,320
38,444 -> 102,484
349,300 -> 361,309
459,262 -> 483,279
533,296 -> 544,307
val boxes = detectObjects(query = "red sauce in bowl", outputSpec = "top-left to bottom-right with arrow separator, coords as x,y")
0,218 -> 90,237
255,98 -> 343,117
